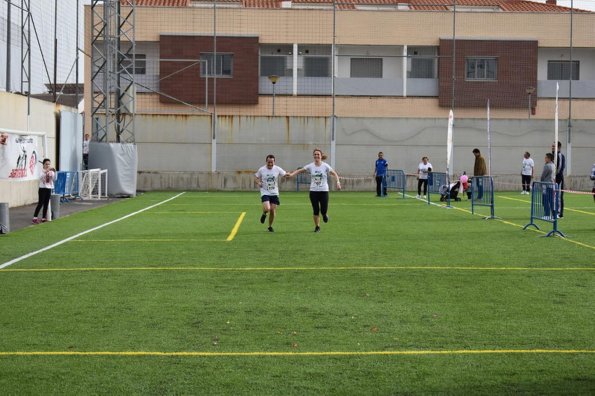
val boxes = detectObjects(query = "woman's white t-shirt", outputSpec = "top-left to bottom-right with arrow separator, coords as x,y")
521,158 -> 534,176
418,162 -> 432,180
255,165 -> 286,196
303,162 -> 334,192
38,169 -> 56,189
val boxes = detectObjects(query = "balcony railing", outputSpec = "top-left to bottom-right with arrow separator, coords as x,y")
538,80 -> 595,98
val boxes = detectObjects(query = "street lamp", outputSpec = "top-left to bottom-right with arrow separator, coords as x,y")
525,86 -> 535,118
268,75 -> 279,116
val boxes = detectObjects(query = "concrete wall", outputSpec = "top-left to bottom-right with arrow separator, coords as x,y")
0,91 -> 60,207
135,114 -> 595,191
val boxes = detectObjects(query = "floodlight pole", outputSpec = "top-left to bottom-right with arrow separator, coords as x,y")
330,0 -> 337,169
567,0 -> 573,175
211,0 -> 218,173
6,0 -> 11,91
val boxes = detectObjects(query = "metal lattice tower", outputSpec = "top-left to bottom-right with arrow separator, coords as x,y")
90,0 -> 136,143
20,0 -> 31,97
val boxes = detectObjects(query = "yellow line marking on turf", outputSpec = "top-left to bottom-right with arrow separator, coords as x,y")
70,239 -> 226,243
2,266 -> 593,273
226,212 -> 246,241
0,349 -> 593,357
148,211 -> 241,214
500,196 -> 595,216
566,207 -> 595,216
439,199 -> 595,251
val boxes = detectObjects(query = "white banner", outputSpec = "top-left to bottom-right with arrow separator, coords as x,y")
487,99 -> 491,176
447,109 -> 454,179
0,132 -> 41,180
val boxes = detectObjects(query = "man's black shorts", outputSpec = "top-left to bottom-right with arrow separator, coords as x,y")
261,195 -> 280,205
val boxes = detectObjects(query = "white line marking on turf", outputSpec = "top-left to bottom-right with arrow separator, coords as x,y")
405,194 -> 443,207
0,192 -> 186,270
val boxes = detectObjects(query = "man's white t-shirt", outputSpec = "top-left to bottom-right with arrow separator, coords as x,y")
522,158 -> 534,176
255,165 -> 286,196
418,162 -> 432,180
303,162 -> 334,192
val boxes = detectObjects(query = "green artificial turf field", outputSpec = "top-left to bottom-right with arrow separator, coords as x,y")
0,191 -> 593,394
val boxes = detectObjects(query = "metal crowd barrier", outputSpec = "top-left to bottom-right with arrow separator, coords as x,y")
523,181 -> 564,237
471,176 -> 495,219
386,169 -> 406,198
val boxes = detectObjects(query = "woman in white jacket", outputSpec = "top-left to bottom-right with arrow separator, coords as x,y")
32,158 -> 56,224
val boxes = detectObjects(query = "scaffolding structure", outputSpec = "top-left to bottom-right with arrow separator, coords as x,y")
90,0 -> 136,143
19,0 -> 31,100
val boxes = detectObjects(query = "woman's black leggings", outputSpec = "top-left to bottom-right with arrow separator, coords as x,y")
522,175 -> 532,192
417,179 -> 428,195
34,188 -> 52,218
309,191 -> 329,216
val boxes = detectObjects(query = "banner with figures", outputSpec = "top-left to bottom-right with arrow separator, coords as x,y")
0,132 -> 41,180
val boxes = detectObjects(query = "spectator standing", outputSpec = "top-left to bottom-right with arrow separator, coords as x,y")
472,148 -> 487,200
416,156 -> 432,198
521,151 -> 534,194
83,133 -> 90,170
374,152 -> 388,197
32,159 -> 57,224
540,153 -> 556,219
551,142 -> 565,218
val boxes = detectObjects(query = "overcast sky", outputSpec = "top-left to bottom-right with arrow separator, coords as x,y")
539,0 -> 595,11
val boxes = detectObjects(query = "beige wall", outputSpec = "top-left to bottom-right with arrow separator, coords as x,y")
132,93 -> 595,120
129,8 -> 594,48
0,92 -> 59,207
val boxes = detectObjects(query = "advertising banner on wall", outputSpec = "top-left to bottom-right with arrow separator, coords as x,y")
0,132 -> 41,180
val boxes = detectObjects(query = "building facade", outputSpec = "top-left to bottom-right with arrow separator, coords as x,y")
84,0 -> 595,189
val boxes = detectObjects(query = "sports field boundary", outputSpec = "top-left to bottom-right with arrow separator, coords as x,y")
1,349 -> 593,357
1,266 -> 593,272
0,192 -> 186,270
405,193 -> 595,251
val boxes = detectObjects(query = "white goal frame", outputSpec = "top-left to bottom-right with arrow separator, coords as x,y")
78,168 -> 108,199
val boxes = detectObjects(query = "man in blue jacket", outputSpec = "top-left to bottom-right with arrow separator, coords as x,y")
374,152 -> 388,197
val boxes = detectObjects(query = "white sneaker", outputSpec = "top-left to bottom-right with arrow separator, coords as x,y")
416,195 -> 421,199
422,195 -> 426,199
